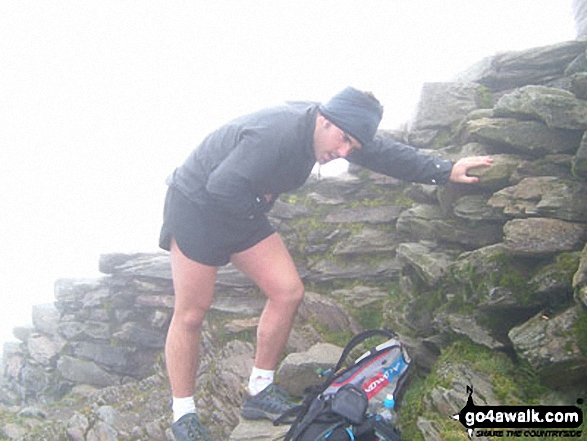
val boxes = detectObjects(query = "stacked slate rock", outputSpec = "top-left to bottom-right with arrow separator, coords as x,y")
1,40 -> 586,440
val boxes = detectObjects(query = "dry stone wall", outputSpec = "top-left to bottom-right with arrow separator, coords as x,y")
1,39 -> 587,440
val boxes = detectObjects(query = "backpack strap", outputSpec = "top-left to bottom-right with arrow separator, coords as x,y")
331,329 -> 396,378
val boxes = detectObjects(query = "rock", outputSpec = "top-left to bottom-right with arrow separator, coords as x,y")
465,154 -> 527,190
332,227 -> 396,255
503,218 -> 587,256
529,252 -> 581,300
12,325 -> 33,343
57,356 -> 121,388
67,412 -> 90,441
216,264 -> 256,289
396,242 -> 458,287
72,342 -> 143,376
448,244 -> 535,311
54,278 -> 106,312
508,306 -> 587,387
308,257 -> 402,282
494,85 -> 587,130
277,343 -> 343,397
95,405 -> 121,428
573,243 -> 587,307
453,41 -> 586,90
331,285 -> 388,309
570,72 -> 587,99
438,313 -> 506,350
511,154 -> 575,182
0,423 -> 27,439
573,131 -> 587,179
57,320 -> 111,341
324,205 -> 403,224
17,407 -> 46,419
31,303 -> 60,336
113,322 -> 166,349
416,418 -> 443,441
99,252 -> 172,279
229,418 -> 289,440
403,184 -> 438,205
87,421 -> 118,441
464,117 -> 582,155
27,333 -> 65,366
411,82 -> 483,130
452,194 -> 507,221
488,176 -> 587,222
397,204 -> 502,248
224,317 -> 259,334
297,292 -> 360,334
269,198 -> 310,219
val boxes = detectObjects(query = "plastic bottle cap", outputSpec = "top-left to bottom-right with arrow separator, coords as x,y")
383,396 -> 395,409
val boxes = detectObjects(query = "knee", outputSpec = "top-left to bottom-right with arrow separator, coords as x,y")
277,278 -> 305,308
291,280 -> 305,305
171,307 -> 207,332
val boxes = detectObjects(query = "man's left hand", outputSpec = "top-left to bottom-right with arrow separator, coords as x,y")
449,156 -> 493,184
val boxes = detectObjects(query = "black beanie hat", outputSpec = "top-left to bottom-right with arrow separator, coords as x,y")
318,87 -> 384,146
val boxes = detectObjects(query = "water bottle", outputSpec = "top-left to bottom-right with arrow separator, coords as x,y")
377,393 -> 398,426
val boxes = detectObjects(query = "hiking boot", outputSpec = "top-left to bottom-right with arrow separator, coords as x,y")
241,384 -> 296,421
171,413 -> 211,441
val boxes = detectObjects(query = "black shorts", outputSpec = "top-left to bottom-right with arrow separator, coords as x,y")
159,186 -> 275,266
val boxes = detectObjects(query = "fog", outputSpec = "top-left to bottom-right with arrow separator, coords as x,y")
0,1 -> 575,346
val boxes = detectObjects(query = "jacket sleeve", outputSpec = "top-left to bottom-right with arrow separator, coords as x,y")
204,129 -> 279,219
346,136 -> 454,185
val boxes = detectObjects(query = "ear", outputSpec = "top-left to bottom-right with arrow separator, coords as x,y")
317,114 -> 331,128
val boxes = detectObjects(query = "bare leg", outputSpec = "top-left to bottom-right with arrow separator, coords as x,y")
166,238 -> 217,398
231,233 -> 304,370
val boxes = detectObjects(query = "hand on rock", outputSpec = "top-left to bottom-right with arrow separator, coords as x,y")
449,156 -> 494,184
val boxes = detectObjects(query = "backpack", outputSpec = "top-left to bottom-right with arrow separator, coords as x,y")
277,329 -> 411,441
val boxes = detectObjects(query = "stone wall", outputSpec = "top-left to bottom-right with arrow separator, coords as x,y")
1,39 -> 587,440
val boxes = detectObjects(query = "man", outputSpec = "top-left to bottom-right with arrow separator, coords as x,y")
159,87 -> 492,440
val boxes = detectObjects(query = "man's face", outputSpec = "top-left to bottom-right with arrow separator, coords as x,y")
313,115 -> 362,164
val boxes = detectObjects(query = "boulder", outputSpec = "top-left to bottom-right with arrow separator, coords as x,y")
31,304 -> 61,336
508,306 -> 587,387
435,313 -> 506,350
503,218 -> 587,256
464,117 -> 582,155
229,418 -> 289,441
464,154 -> 527,190
56,356 -> 120,388
397,204 -> 502,248
494,85 -> 587,130
396,241 -> 458,287
324,205 -> 403,224
308,256 -> 402,282
276,343 -> 343,397
332,227 -> 396,255
452,194 -> 507,222
453,41 -> 586,90
27,334 -> 65,366
411,82 -> 483,130
573,132 -> 587,179
297,292 -> 360,334
573,243 -> 587,307
98,252 -> 172,280
488,176 -> 587,222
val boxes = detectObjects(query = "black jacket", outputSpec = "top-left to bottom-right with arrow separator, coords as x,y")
168,102 -> 453,220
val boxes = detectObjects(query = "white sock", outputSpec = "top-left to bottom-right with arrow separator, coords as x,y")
172,396 -> 196,423
248,367 -> 274,396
